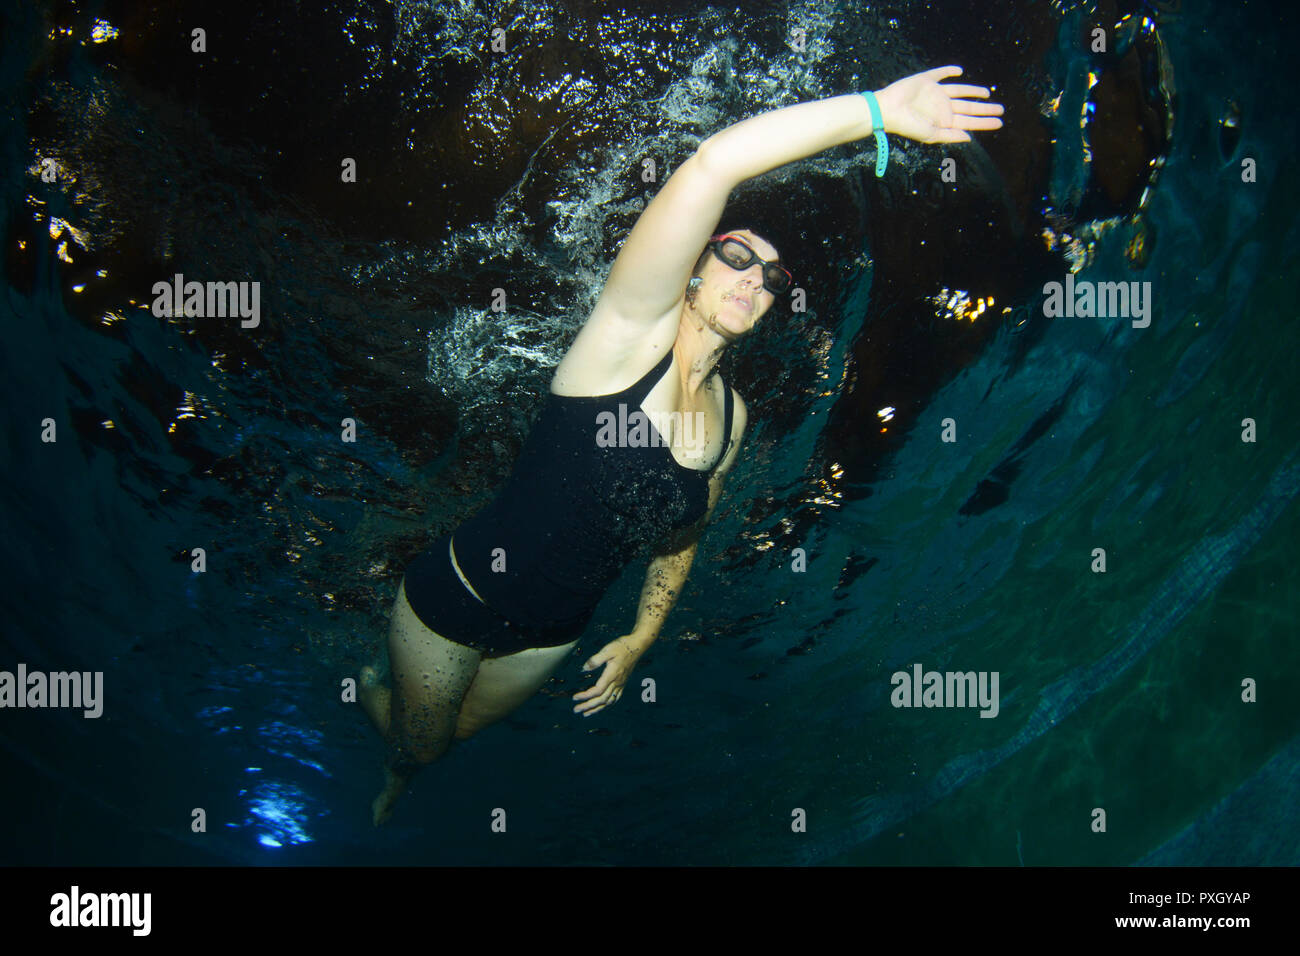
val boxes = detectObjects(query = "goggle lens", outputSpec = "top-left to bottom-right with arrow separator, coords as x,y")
713,237 -> 792,294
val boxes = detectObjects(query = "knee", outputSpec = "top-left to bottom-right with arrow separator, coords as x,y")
388,730 -> 452,768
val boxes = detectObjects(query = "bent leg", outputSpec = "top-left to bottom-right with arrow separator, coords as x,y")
358,665 -> 391,737
374,578 -> 482,824
454,639 -> 579,739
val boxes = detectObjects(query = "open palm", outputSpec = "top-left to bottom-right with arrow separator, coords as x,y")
877,65 -> 1004,144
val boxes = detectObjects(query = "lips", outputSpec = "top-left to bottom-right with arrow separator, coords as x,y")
728,292 -> 752,310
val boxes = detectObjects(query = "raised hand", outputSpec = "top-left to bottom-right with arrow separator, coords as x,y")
875,65 -> 1004,145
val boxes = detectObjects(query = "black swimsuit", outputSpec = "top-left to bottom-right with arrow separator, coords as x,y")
402,348 -> 734,657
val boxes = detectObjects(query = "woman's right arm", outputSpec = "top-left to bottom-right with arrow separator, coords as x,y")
588,66 -> 1001,338
591,93 -> 880,335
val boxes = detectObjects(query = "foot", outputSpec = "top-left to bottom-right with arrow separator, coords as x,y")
372,766 -> 407,826
359,665 -> 391,737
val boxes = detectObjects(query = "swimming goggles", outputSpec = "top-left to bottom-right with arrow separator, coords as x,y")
707,233 -> 793,295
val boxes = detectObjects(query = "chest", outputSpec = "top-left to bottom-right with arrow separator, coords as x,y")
638,372 -> 725,472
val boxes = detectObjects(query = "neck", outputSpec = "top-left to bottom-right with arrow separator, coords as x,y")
675,304 -> 730,397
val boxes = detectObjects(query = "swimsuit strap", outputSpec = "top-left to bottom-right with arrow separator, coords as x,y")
582,349 -> 733,471
553,348 -> 673,404
623,348 -> 675,407
712,378 -> 734,472
722,378 -> 733,446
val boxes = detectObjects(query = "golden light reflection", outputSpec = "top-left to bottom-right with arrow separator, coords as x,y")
930,287 -> 996,322
90,19 -> 119,43
168,391 -> 217,434
1078,72 -> 1100,165
1041,215 -> 1126,272
47,216 -> 90,259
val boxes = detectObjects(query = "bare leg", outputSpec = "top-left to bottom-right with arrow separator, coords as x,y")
367,578 -> 481,826
359,664 -> 390,736
455,639 -> 581,736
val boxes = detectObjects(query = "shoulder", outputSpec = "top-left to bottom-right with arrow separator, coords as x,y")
551,304 -> 680,395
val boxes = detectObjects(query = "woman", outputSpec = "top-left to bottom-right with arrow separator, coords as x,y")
360,65 -> 1003,824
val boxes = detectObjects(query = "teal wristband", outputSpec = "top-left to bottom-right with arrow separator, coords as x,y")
860,91 -> 888,178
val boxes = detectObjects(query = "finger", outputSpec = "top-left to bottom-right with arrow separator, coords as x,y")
940,83 -> 991,99
953,114 -> 1002,131
951,100 -> 1004,116
922,64 -> 963,82
572,684 -> 608,702
572,675 -> 613,703
575,682 -> 621,711
579,688 -> 620,716
575,692 -> 609,715
930,129 -> 973,144
572,678 -> 610,701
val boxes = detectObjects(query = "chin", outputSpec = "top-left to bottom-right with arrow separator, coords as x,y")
724,317 -> 753,339
719,314 -> 749,336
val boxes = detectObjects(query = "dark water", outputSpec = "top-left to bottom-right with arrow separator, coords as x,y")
1,0 -> 1297,865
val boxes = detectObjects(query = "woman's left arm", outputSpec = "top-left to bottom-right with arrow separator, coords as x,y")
572,391 -> 748,717
626,531 -> 699,652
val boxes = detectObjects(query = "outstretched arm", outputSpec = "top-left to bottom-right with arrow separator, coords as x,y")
625,390 -> 748,649
572,391 -> 748,717
592,65 -> 1003,333
698,65 -> 1002,184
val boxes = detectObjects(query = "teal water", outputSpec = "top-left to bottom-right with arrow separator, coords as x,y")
0,0 -> 1296,865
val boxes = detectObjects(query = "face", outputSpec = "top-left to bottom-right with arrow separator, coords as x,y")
692,229 -> 780,338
